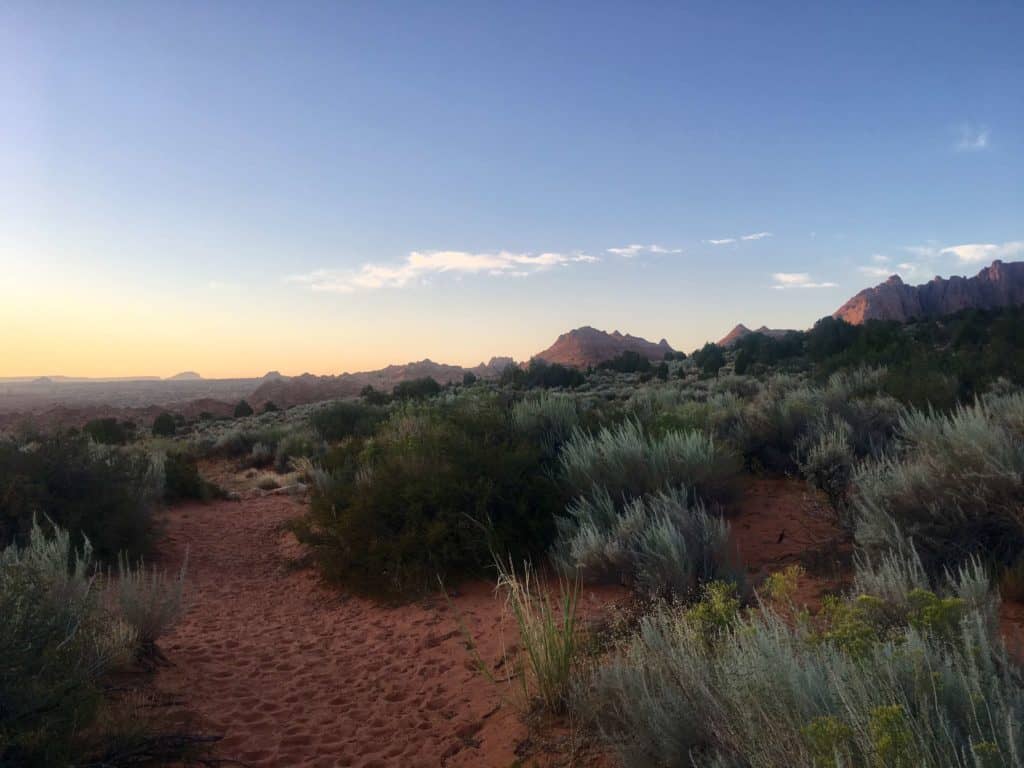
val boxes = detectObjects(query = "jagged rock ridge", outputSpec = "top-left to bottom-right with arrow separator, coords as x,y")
533,326 -> 674,368
833,260 -> 1024,324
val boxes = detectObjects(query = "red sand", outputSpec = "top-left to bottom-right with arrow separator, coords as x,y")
728,475 -> 851,608
155,496 -> 620,767
153,476 -> 1024,766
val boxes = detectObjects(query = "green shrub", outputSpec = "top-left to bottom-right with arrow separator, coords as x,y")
392,376 -> 442,400
504,359 -> 585,389
598,351 -> 652,374
310,401 -> 385,441
298,397 -> 564,596
510,391 -> 581,456
0,435 -> 157,561
210,425 -> 284,458
691,342 -> 726,376
360,385 -> 391,405
274,428 -> 323,472
162,450 -> 221,502
151,412 -> 177,437
233,399 -> 254,418
83,417 -> 131,445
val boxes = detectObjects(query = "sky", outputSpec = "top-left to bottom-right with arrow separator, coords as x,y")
2,1 -> 1022,378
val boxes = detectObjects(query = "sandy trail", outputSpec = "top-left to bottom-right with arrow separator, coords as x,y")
155,495 -> 593,768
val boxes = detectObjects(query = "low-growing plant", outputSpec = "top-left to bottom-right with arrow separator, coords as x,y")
84,417 -> 131,445
496,558 -> 580,713
115,552 -> 187,660
162,449 -> 223,502
553,486 -> 736,599
392,376 -> 442,400
510,391 -> 581,456
580,553 -> 1021,768
1,521 -> 136,765
151,412 -> 177,437
853,394 -> 1024,571
0,434 -> 156,561
310,401 -> 386,441
798,423 -> 855,515
559,419 -> 739,506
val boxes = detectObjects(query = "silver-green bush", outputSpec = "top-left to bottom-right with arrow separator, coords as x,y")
554,487 -> 733,598
559,420 -> 739,504
580,557 -> 1021,768
1,521 -> 136,764
854,394 -> 1024,569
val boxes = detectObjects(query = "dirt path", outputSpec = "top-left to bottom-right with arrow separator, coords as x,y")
155,496 -> 564,767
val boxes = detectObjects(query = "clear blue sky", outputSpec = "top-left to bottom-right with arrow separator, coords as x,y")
2,1 -> 1022,376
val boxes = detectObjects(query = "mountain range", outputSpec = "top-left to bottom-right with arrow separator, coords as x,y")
833,259 -> 1024,324
6,260 -> 1024,423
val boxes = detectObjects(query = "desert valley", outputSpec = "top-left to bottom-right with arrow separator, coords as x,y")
7,262 -> 1024,766
5,4 -> 1024,767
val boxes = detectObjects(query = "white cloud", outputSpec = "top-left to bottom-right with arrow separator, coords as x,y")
771,272 -> 838,290
941,241 -> 1024,263
706,232 -> 772,245
871,254 -> 890,263
288,249 -> 599,293
956,124 -> 990,152
607,243 -> 682,257
858,266 -> 892,278
903,244 -> 941,259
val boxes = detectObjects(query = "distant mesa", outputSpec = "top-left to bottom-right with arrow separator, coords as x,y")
833,260 -> 1024,324
167,371 -> 202,380
533,326 -> 674,368
718,324 -> 796,347
262,370 -> 286,380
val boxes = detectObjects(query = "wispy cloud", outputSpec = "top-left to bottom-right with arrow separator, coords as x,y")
941,241 -> 1024,263
705,232 -> 772,245
903,244 -> 941,259
288,249 -> 599,293
607,243 -> 683,257
956,123 -> 990,152
871,254 -> 890,263
771,272 -> 838,290
858,266 -> 892,278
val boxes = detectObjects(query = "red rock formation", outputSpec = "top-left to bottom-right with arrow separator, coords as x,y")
833,260 -> 1024,324
532,326 -> 675,368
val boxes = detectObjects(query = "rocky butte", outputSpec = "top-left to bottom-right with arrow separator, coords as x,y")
532,326 -> 675,368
